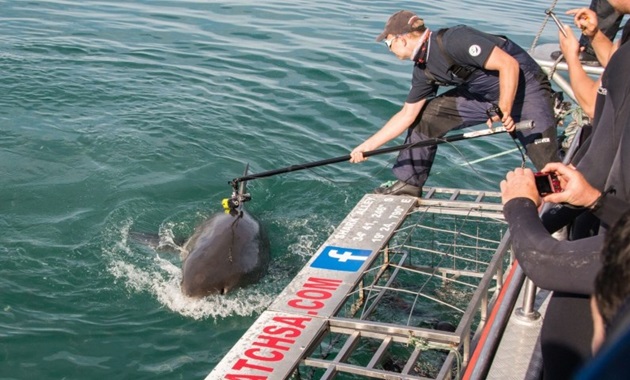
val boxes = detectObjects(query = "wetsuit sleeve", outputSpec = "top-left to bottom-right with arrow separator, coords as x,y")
540,203 -> 587,234
504,198 -> 602,295
593,196 -> 630,228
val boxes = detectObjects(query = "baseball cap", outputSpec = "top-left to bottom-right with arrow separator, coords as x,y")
375,10 -> 425,42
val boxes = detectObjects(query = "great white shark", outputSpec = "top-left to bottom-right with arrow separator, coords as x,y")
134,166 -> 270,298
179,165 -> 270,297
179,207 -> 270,297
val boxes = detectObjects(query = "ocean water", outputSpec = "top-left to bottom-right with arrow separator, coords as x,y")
0,0 -> 583,378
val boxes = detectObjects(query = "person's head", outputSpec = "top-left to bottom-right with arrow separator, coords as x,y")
375,10 -> 427,59
591,209 -> 630,352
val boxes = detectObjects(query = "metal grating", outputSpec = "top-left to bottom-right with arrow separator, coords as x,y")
287,188 -> 513,380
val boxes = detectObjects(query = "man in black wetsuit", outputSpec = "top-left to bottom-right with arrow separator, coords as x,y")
500,2 -> 630,376
349,10 -> 559,196
557,4 -> 627,119
551,0 -> 624,65
501,164 -> 628,294
579,0 -> 625,62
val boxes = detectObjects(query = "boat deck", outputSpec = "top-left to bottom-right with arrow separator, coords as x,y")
485,284 -> 551,380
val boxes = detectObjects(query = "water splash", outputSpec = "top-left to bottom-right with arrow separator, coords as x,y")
105,218 -> 273,320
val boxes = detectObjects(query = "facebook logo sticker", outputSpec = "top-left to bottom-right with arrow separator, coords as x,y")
310,246 -> 372,272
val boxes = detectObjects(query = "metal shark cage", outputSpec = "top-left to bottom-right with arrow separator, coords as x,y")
210,188 -> 513,380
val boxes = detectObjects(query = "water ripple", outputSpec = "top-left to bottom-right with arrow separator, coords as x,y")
0,0 -> 585,378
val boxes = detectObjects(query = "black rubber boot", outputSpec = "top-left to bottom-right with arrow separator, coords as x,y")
374,180 -> 422,197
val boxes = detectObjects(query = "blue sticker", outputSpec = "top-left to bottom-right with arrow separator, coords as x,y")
310,246 -> 372,272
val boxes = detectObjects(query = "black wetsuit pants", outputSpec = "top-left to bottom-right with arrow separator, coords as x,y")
542,293 -> 594,380
392,84 -> 560,187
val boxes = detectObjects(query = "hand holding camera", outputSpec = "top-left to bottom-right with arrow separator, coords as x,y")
500,167 -> 544,206
534,171 -> 562,196
538,163 -> 601,207
501,164 -> 603,208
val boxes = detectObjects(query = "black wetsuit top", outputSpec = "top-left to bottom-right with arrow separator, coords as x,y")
504,23 -> 630,379
505,198 -> 609,295
574,21 -> 630,202
406,25 -> 546,103
504,21 -> 630,295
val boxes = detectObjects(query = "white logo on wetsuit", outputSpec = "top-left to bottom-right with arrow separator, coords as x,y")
598,86 -> 608,95
468,44 -> 481,57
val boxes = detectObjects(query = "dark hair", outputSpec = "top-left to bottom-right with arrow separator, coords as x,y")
409,17 -> 427,34
595,210 -> 630,324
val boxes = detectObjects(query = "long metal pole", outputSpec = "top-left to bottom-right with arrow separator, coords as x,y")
229,122 -> 533,187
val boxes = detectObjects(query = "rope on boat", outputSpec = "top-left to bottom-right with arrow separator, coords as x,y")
408,336 -> 463,378
548,51 -> 566,79
529,0 -> 561,53
561,107 -> 590,151
527,0 -> 593,158
528,0 -> 567,80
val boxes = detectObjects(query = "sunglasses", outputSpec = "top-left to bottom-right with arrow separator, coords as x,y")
383,34 -> 403,49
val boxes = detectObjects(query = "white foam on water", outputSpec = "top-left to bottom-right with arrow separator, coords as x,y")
105,219 -> 273,320
157,221 -> 180,251
280,215 -> 328,260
